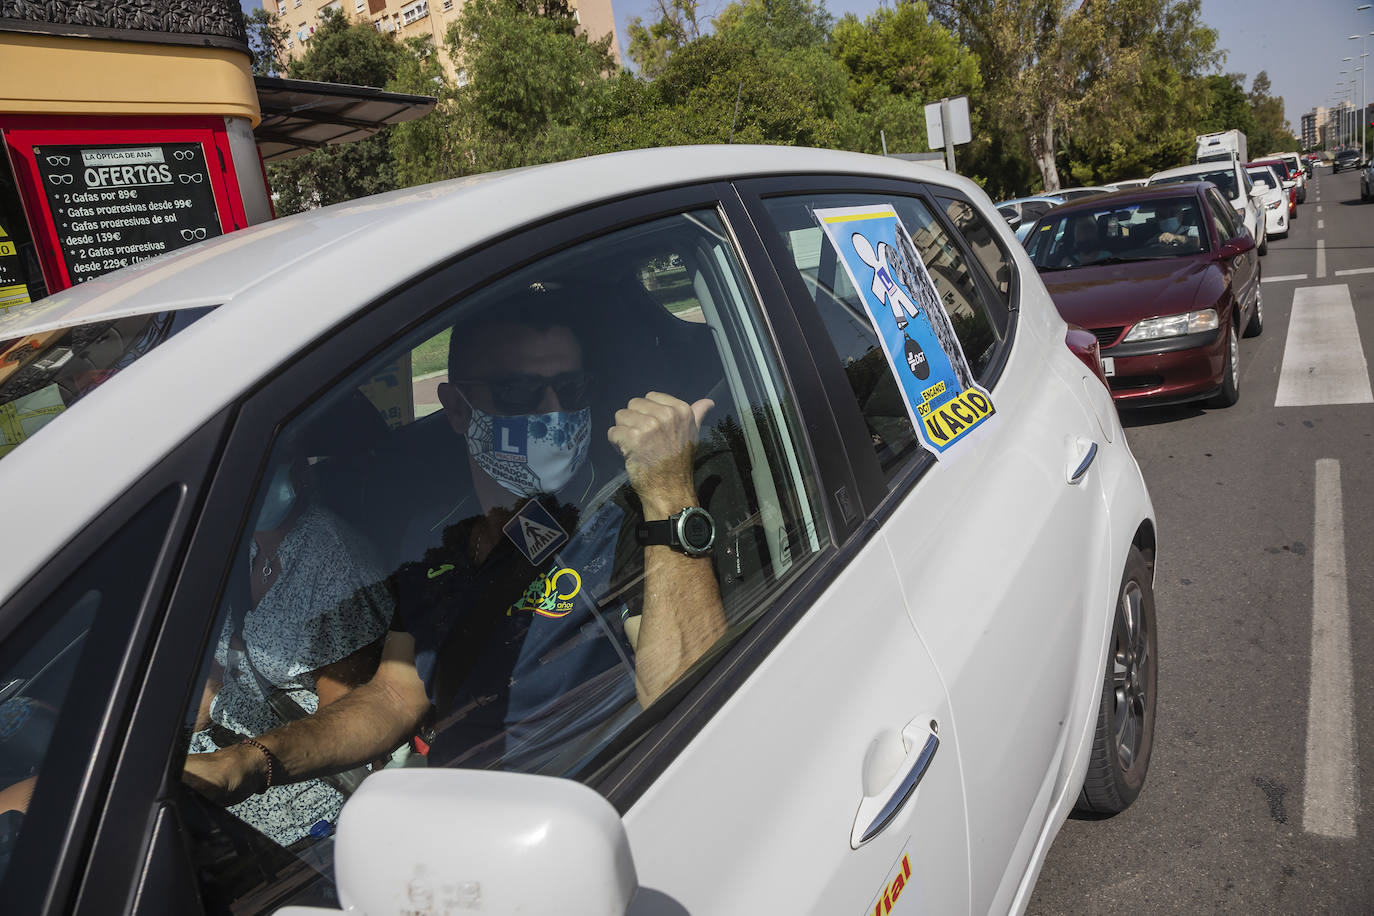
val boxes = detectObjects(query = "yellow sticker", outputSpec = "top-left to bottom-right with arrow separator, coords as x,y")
920,388 -> 994,447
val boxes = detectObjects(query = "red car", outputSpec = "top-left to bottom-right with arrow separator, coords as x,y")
1026,183 -> 1263,408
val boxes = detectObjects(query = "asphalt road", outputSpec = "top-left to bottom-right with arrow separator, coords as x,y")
1028,167 -> 1374,914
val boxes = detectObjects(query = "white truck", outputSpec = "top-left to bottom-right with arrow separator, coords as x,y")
1196,129 -> 1248,164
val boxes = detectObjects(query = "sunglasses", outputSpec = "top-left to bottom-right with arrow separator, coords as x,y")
454,371 -> 593,414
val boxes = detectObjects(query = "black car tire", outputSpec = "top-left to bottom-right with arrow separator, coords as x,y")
1076,546 -> 1157,816
1208,323 -> 1241,407
1244,286 -> 1264,338
1258,232 -> 1267,256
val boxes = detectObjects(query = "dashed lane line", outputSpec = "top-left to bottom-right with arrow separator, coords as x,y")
1318,205 -> 1323,213
1263,274 -> 1309,283
1275,284 -> 1374,407
1319,219 -> 1325,230
1317,239 -> 1326,278
1303,459 -> 1357,839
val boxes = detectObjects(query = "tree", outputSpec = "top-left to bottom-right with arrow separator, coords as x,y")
243,7 -> 290,76
1198,73 -> 1256,137
626,0 -> 704,78
388,37 -> 461,188
266,9 -> 408,214
930,0 -> 1217,191
830,1 -> 982,156
1247,71 -> 1299,153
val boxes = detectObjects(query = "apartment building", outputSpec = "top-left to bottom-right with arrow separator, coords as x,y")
270,0 -> 620,81
1301,106 -> 1326,150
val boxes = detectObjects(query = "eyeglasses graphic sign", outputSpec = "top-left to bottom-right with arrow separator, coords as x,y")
30,142 -> 226,288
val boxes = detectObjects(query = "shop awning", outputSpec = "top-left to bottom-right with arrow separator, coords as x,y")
253,76 -> 436,162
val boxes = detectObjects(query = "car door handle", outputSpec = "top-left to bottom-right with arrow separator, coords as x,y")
851,718 -> 940,849
1068,439 -> 1098,484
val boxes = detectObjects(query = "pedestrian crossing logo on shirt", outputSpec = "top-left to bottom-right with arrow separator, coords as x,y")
814,204 -> 996,457
503,498 -> 569,566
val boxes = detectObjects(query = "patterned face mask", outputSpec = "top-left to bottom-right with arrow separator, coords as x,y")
463,403 -> 591,498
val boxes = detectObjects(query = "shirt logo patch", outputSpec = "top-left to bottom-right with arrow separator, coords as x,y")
503,499 -> 569,566
426,563 -> 455,579
509,566 -> 583,618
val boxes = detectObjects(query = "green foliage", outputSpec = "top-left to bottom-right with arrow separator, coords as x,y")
1198,73 -> 1257,136
627,0 -> 703,78
1247,71 -> 1299,153
829,2 -> 981,156
712,0 -> 834,51
266,10 -> 409,215
242,7 -> 289,77
387,37 -> 462,188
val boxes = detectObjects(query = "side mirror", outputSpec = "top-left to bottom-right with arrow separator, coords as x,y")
1218,234 -> 1256,259
1003,212 -> 1022,230
275,769 -> 639,916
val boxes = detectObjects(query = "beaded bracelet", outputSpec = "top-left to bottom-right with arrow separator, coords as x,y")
240,738 -> 275,793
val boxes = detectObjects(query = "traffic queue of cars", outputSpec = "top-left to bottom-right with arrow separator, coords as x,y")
997,147 -> 1323,410
0,146 -> 1157,916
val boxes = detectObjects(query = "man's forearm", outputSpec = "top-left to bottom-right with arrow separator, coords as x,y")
633,545 -> 726,706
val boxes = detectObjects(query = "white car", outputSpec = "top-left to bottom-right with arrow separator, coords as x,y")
1266,152 -> 1307,202
1246,163 -> 1289,241
1148,160 -> 1261,246
0,146 -> 1156,916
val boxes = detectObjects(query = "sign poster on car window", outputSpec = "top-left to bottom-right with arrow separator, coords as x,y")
814,204 -> 995,456
31,143 -> 224,286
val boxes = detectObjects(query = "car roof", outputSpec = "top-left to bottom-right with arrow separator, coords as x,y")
0,144 -> 966,342
995,194 -> 1066,207
1149,161 -> 1239,180
1034,182 -> 1209,216
0,144 -> 989,604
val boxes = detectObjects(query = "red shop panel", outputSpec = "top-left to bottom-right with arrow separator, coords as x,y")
0,115 -> 249,293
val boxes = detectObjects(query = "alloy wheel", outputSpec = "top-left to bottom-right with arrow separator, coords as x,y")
1112,579 -> 1151,772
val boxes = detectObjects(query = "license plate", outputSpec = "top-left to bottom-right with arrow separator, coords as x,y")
1101,357 -> 1116,377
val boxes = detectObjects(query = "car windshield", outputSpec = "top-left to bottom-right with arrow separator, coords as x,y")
1153,169 -> 1239,200
0,307 -> 214,461
1027,196 -> 1210,269
1247,169 -> 1278,187
1338,150 -> 1359,160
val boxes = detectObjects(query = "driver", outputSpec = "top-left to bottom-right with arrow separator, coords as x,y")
185,295 -> 728,802
1151,200 -> 1201,249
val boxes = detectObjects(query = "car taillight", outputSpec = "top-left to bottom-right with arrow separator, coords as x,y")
1066,325 -> 1108,389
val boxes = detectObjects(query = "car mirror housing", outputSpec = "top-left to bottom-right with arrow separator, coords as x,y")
1251,181 -> 1269,193
1218,234 -> 1255,259
274,769 -> 640,916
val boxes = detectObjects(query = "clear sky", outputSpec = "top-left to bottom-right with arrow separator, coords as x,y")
241,0 -> 1365,130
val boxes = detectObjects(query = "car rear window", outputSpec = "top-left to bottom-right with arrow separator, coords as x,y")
1153,169 -> 1238,200
0,307 -> 215,460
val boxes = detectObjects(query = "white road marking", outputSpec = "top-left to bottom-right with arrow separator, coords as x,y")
1303,459 -> 1357,839
1263,274 -> 1309,283
1318,219 -> 1325,229
1317,239 -> 1326,278
1276,284 -> 1374,407
1318,205 -> 1324,213
1335,267 -> 1374,276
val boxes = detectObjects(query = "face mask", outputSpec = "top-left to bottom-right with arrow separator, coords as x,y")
465,403 -> 591,498
256,463 -> 297,531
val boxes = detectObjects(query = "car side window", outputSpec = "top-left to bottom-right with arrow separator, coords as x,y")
1205,189 -> 1239,240
176,208 -> 830,911
758,192 -> 1001,478
939,196 -> 1014,313
0,489 -> 178,889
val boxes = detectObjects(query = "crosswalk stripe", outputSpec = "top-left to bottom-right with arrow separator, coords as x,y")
1335,267 -> 1374,276
1276,284 -> 1374,407
1317,239 -> 1326,278
1262,274 -> 1308,283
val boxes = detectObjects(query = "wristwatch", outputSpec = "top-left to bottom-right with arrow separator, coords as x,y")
636,506 -> 716,558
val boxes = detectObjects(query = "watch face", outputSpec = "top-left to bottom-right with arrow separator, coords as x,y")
681,511 -> 714,550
